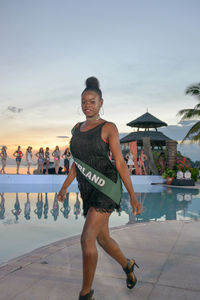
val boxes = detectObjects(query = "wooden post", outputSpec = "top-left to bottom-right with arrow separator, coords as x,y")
166,140 -> 177,169
142,137 -> 158,175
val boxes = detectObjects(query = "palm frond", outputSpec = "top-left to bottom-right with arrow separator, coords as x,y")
191,132 -> 200,142
182,121 -> 200,142
185,83 -> 200,99
194,103 -> 200,109
177,108 -> 200,119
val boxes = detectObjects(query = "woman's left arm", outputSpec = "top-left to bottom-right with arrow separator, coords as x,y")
105,123 -> 141,215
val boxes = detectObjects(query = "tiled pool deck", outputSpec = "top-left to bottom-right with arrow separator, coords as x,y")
0,219 -> 200,300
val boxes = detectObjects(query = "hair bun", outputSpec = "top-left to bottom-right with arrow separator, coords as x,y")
85,77 -> 100,89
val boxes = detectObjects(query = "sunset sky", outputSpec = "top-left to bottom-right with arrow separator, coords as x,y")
0,0 -> 200,160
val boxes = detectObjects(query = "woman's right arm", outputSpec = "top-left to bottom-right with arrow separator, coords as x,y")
57,162 -> 76,202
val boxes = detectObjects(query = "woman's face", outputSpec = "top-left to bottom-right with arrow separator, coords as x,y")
81,91 -> 103,118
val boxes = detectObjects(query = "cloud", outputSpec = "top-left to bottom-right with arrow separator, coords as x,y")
7,106 -> 23,113
2,106 -> 23,119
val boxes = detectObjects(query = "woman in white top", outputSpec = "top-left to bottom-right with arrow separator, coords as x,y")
26,146 -> 32,174
0,146 -> 7,174
126,151 -> 134,175
52,146 -> 60,175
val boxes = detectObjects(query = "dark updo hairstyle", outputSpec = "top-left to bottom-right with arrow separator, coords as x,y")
82,76 -> 102,98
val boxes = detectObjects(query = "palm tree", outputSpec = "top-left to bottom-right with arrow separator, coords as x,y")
177,83 -> 200,142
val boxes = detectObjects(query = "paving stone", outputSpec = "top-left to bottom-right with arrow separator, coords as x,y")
149,285 -> 200,300
0,272 -> 40,300
111,221 -> 183,253
158,253 -> 200,291
173,222 -> 200,257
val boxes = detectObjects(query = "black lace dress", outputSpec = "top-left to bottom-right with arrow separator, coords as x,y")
70,122 -> 121,216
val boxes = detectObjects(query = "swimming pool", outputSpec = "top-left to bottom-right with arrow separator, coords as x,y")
0,186 -> 200,265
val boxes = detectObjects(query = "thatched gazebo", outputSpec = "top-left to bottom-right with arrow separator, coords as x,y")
120,112 -> 177,173
120,112 -> 172,149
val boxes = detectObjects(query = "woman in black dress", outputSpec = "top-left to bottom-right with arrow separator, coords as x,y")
58,77 -> 141,300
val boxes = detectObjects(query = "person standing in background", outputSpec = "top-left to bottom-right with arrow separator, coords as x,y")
52,146 -> 60,174
0,146 -> 7,174
35,148 -> 45,174
62,148 -> 71,174
26,146 -> 32,174
126,151 -> 134,175
13,146 -> 23,174
139,150 -> 147,175
45,147 -> 50,174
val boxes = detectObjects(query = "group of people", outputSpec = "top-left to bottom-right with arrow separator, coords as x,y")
125,149 -> 148,175
0,145 -> 72,175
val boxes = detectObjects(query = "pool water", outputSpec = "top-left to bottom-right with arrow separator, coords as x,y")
0,186 -> 200,265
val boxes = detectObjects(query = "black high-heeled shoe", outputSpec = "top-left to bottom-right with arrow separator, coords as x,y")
123,258 -> 139,289
79,289 -> 95,300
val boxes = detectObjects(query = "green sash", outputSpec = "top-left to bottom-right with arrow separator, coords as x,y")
73,156 -> 122,205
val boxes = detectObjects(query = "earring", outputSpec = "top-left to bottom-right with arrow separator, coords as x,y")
77,106 -> 84,116
100,106 -> 104,115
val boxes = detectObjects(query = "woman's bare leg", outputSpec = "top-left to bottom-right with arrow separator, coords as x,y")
80,207 -> 111,296
16,162 -> 20,174
38,165 -> 42,174
2,159 -> 6,174
27,162 -> 31,174
45,161 -> 49,174
54,161 -> 58,174
55,160 -> 59,174
97,218 -> 127,268
97,219 -> 137,285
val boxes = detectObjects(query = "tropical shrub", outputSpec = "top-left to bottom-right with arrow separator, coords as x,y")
191,168 -> 199,181
162,168 -> 176,179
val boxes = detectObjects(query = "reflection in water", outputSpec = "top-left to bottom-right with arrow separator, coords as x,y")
11,193 -> 22,221
0,193 -> 5,219
50,193 -> 59,221
120,187 -> 200,223
121,193 -> 136,224
1,188 -> 200,267
135,187 -> 199,222
0,188 -> 199,224
74,192 -> 81,219
24,193 -> 31,220
44,193 -> 49,219
34,193 -> 43,219
60,193 -> 71,219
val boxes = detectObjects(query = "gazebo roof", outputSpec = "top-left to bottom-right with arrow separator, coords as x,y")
120,130 -> 172,145
127,112 -> 167,128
